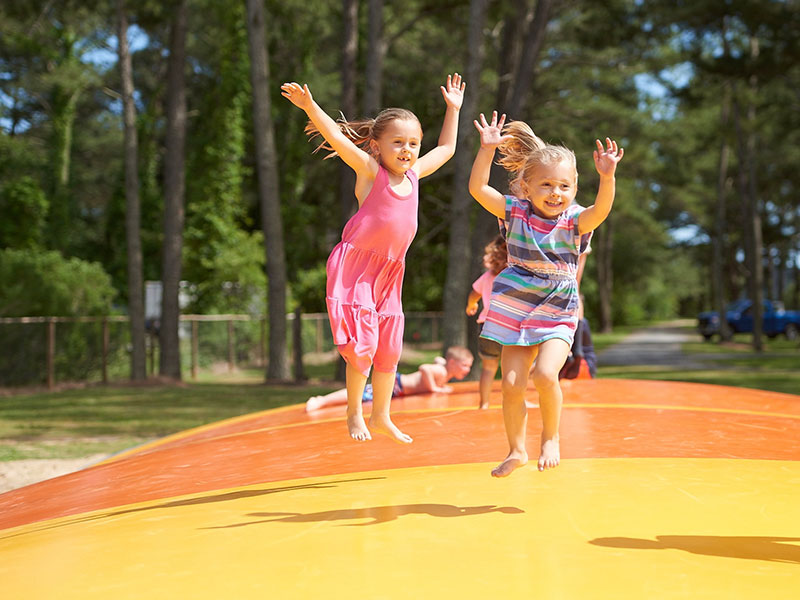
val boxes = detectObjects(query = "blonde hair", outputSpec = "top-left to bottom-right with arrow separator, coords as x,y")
497,120 -> 577,196
444,346 -> 474,362
305,107 -> 420,159
484,234 -> 508,275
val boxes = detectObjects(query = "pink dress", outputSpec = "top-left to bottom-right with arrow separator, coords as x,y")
471,270 -> 497,324
326,165 -> 418,376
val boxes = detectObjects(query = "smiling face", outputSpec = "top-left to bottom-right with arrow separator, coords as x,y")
370,118 -> 423,177
521,160 -> 578,219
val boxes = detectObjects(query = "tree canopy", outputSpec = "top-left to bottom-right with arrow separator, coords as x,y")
1,0 -> 798,344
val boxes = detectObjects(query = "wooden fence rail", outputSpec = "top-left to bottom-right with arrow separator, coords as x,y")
0,312 -> 444,389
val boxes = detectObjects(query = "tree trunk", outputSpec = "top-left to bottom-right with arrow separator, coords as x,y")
442,0 -> 489,351
731,38 -> 764,352
443,0 -> 554,349
159,0 -> 188,379
339,0 -> 358,228
506,0 -> 553,116
117,0 -> 147,380
363,0 -> 384,116
713,80 -> 732,342
48,87 -> 80,253
745,37 -> 764,352
596,219 -> 613,333
334,0 -> 360,381
246,0 -> 290,380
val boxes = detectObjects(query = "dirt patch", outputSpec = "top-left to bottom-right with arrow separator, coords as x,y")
0,454 -> 108,494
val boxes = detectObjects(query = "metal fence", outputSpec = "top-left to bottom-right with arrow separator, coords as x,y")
0,312 -> 444,389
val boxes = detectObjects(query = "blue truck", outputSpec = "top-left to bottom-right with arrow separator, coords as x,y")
697,299 -> 800,340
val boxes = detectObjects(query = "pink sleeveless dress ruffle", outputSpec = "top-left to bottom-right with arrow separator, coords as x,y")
326,165 -> 419,376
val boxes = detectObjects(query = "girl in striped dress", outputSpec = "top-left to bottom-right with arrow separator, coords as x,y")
469,111 -> 623,477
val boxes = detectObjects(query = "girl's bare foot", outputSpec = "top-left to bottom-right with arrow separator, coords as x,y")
305,396 -> 324,412
479,401 -> 490,410
538,436 -> 560,471
347,412 -> 371,441
491,451 -> 528,477
368,414 -> 413,444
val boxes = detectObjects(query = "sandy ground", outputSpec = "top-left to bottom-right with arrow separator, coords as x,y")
0,454 -> 108,494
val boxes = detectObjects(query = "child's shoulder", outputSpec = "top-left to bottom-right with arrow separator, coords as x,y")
564,203 -> 585,219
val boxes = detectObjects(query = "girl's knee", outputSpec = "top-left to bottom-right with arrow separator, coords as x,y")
501,372 -> 528,397
532,365 -> 559,390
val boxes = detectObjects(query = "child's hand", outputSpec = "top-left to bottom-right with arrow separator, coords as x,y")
466,302 -> 478,316
280,82 -> 314,111
440,73 -> 466,110
473,111 -> 512,149
593,137 -> 624,177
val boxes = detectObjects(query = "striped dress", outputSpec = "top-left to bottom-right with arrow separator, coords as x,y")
480,196 -> 592,347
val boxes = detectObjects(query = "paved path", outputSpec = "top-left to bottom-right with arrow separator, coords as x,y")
597,319 -> 705,368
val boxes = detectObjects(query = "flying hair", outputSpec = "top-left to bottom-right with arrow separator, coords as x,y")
305,107 -> 420,159
496,120 -> 577,195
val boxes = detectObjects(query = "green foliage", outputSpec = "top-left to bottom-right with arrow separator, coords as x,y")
0,249 -> 115,317
182,0 -> 265,314
293,264 -> 328,313
0,177 -> 49,249
0,0 -> 797,337
0,249 -> 118,385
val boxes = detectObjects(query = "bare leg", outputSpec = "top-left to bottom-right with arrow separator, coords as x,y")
478,357 -> 499,409
530,339 -> 570,470
345,363 -> 371,441
491,346 -> 537,477
306,387 -> 349,411
368,369 -> 413,444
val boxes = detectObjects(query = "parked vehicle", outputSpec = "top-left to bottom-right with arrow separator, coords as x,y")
697,299 -> 800,340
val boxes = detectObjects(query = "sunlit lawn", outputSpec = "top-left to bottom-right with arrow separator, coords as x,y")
0,349 -> 439,461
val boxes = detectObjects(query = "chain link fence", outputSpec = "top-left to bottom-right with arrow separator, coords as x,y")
0,312 -> 443,389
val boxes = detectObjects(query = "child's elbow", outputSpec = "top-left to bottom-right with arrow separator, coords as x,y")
468,180 -> 482,200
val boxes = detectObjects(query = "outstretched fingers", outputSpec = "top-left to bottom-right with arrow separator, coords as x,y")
280,82 -> 312,108
595,137 -> 624,158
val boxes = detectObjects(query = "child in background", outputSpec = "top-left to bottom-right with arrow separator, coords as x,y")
466,235 -> 508,409
469,111 -> 623,476
306,346 -> 474,411
559,296 -> 597,380
281,74 -> 465,443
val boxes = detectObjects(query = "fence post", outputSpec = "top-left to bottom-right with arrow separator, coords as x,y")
102,318 -> 109,383
148,332 -> 155,376
227,319 -> 235,372
260,317 -> 266,367
191,320 -> 199,380
47,318 -> 55,389
293,306 -> 305,381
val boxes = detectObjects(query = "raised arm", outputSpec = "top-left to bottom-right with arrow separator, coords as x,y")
280,82 -> 374,179
414,73 -> 465,178
578,137 -> 624,234
468,111 -> 509,219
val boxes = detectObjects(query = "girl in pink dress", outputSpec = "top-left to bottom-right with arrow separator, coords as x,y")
281,74 -> 465,443
465,234 -> 507,409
